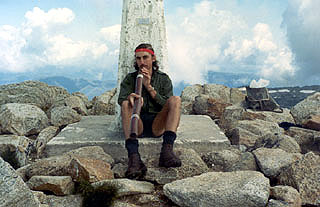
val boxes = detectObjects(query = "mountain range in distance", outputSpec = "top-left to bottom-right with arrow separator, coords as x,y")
39,71 -> 258,99
267,85 -> 320,109
38,76 -> 117,100
27,75 -> 320,109
0,70 -> 319,109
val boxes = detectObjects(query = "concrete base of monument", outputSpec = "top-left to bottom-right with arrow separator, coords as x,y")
45,115 -> 231,162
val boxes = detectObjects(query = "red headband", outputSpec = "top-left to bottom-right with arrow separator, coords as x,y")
135,48 -> 155,56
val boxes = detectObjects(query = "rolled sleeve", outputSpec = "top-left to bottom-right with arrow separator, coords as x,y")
118,74 -> 135,106
154,75 -> 173,106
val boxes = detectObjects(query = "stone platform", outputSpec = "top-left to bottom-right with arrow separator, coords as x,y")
45,115 -> 231,162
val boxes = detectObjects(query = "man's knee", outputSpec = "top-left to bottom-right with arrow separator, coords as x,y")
121,100 -> 130,109
168,96 -> 181,107
121,101 -> 132,114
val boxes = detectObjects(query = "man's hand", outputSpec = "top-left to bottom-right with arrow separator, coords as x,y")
127,93 -> 143,107
140,67 -> 152,88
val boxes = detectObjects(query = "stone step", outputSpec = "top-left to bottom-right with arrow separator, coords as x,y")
45,115 -> 231,162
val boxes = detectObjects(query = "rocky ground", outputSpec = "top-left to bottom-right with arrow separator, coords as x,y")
1,81 -> 320,207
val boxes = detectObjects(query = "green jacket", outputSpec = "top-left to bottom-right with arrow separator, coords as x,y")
118,70 -> 173,114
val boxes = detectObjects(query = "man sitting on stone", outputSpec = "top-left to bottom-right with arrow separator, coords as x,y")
118,43 -> 181,179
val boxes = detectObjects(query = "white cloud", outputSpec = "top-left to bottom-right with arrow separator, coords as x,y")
224,38 -> 254,61
166,0 -> 296,86
282,0 -> 320,85
100,24 -> 121,45
0,7 -> 113,72
251,24 -> 295,82
0,25 -> 17,41
260,47 -> 295,80
249,78 -> 270,88
46,34 -> 108,65
253,23 -> 277,52
24,7 -> 74,29
0,25 -> 28,72
167,0 -> 247,84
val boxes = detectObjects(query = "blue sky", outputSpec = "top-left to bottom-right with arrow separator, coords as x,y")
0,0 -> 319,87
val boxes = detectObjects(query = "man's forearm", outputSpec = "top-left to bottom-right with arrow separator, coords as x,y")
146,85 -> 157,99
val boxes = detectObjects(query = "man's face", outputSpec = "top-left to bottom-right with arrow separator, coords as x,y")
135,51 -> 155,71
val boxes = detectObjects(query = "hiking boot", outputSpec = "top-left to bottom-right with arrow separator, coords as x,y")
159,144 -> 182,168
125,153 -> 147,179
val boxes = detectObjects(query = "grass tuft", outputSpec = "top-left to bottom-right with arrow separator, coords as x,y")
1,147 -> 20,169
75,179 -> 118,207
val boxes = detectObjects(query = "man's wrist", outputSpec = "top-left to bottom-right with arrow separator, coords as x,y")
147,85 -> 154,92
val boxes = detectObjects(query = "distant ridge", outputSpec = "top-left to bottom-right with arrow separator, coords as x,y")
1,73 -> 319,109
268,85 -> 320,109
39,76 -> 116,100
36,76 -> 320,109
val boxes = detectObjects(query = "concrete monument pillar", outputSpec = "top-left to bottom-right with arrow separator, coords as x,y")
113,0 -> 168,131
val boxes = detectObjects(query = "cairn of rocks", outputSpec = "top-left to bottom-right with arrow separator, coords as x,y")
0,81 -> 319,207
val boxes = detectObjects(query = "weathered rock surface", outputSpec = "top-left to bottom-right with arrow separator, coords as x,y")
253,108 -> 294,124
286,126 -> 320,154
16,154 -> 71,181
32,190 -> 47,204
203,84 -> 244,104
0,103 -> 49,136
252,133 -> 301,153
112,201 -> 140,207
0,135 -> 33,168
181,84 -> 204,103
72,92 -> 92,108
0,157 -> 41,207
201,148 -> 241,171
226,151 -> 258,171
65,95 -> 88,116
192,95 -> 232,119
68,156 -> 114,183
50,106 -> 82,127
278,152 -> 320,206
136,194 -> 161,205
45,195 -> 82,207
270,185 -> 301,207
27,176 -> 74,196
66,146 -> 115,165
180,84 -> 204,114
164,171 -> 270,207
91,88 -> 117,115
180,84 -> 245,115
230,119 -> 283,147
202,149 -> 257,172
0,81 -> 70,112
290,92 -> 320,125
253,148 -> 301,178
34,126 -> 60,157
32,190 -> 82,207
267,199 -> 290,207
219,105 -> 294,136
16,146 -> 114,181
92,178 -> 155,196
302,114 -> 320,131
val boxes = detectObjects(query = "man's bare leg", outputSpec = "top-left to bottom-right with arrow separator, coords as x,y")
121,100 -> 143,139
152,96 -> 182,167
152,96 -> 181,136
121,101 -> 146,179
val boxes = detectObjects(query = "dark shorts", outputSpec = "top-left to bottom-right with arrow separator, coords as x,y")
140,113 -> 160,138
